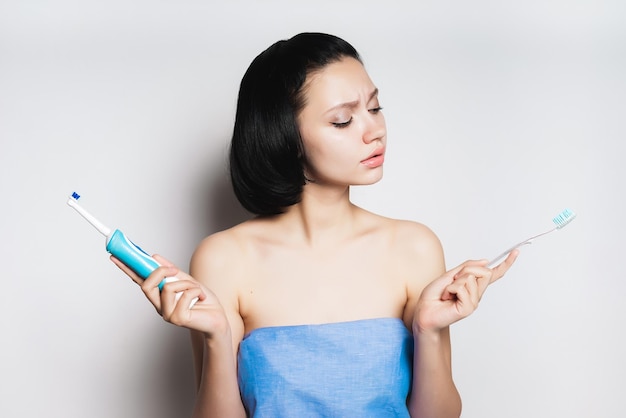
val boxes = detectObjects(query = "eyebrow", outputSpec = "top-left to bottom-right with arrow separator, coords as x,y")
325,88 -> 379,114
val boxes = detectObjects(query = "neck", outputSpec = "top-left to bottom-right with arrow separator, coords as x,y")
282,184 -> 357,247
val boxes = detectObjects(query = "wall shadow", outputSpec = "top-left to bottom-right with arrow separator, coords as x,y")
193,138 -> 253,238
142,326 -> 197,418
201,161 -> 253,234
145,138 -> 251,415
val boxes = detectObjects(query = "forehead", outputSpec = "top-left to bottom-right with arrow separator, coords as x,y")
303,58 -> 376,105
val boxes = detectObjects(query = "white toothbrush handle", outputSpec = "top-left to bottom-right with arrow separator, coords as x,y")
488,227 -> 558,267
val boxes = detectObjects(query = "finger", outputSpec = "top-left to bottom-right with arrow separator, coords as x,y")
423,259 -> 489,301
142,265 -> 179,289
159,279 -> 188,320
464,274 -> 480,307
176,289 -> 202,309
110,256 -> 143,285
454,264 -> 491,280
173,286 -> 204,313
489,249 -> 519,284
444,278 -> 476,316
450,274 -> 481,306
437,259 -> 490,287
152,254 -> 176,268
137,266 -> 178,310
455,264 -> 493,294
447,259 -> 484,276
161,280 -> 204,321
424,259 -> 489,302
454,259 -> 489,270
148,255 -> 187,288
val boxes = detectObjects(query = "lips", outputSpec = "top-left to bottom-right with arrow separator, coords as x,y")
361,148 -> 385,167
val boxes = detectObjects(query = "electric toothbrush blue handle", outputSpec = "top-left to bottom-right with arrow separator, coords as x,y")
106,229 -> 167,290
105,229 -> 196,306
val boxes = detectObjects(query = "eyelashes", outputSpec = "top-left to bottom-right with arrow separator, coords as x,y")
332,118 -> 353,129
331,107 -> 384,129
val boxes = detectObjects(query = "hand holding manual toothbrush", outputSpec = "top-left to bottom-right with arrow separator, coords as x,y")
414,251 -> 519,334
414,208 -> 576,334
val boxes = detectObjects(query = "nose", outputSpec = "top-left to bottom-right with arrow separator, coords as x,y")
362,112 -> 386,144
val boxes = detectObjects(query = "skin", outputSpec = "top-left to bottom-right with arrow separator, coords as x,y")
113,57 -> 518,418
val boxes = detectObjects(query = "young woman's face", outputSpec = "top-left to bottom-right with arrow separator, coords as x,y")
297,57 -> 387,187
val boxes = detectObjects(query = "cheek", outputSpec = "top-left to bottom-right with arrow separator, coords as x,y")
299,123 -> 361,175
303,132 -> 353,165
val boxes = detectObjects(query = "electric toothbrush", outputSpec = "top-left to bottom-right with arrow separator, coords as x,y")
67,192 -> 197,306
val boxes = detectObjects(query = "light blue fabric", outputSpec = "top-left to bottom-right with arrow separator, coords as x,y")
238,317 -> 413,418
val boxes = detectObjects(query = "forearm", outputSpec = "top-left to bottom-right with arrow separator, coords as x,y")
408,327 -> 461,418
192,333 -> 246,418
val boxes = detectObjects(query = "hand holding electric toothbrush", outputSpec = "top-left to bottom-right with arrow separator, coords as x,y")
67,192 -> 199,308
109,253 -> 230,335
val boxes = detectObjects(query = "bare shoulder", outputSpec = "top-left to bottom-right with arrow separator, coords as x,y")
190,221 -> 256,287
387,218 -> 443,258
189,217 -> 274,288
392,218 -> 444,272
191,227 -> 243,276
361,209 -> 443,263
359,210 -> 445,284
379,217 -> 446,324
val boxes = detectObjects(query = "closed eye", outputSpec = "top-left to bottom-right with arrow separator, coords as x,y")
332,117 -> 353,128
369,106 -> 383,114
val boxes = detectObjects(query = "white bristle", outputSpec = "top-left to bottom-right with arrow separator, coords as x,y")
552,208 -> 576,229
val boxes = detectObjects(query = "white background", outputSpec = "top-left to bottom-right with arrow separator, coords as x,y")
1,1 -> 624,417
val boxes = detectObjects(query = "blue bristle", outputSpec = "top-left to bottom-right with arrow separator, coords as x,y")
71,192 -> 80,200
552,208 -> 575,229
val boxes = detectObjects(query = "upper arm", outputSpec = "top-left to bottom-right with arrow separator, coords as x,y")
188,231 -> 246,388
398,221 -> 447,328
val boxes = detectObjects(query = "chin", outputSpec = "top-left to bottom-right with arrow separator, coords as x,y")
354,171 -> 384,186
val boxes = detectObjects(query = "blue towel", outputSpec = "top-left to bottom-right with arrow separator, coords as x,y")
238,317 -> 413,417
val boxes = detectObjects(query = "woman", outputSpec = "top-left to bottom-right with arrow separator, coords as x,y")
114,32 -> 517,417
